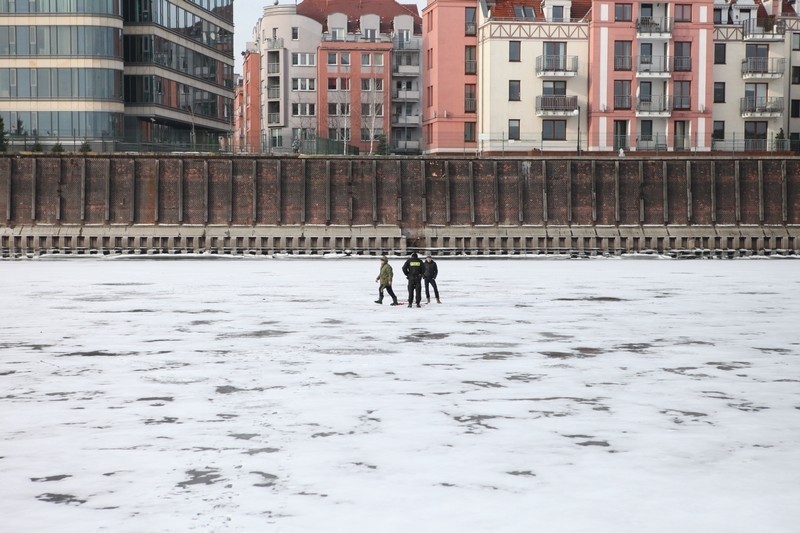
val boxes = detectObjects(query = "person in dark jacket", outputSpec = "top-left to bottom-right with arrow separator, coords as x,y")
375,255 -> 400,305
401,252 -> 424,308
423,255 -> 440,304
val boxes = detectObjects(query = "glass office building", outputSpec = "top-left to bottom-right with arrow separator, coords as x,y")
0,0 -> 234,151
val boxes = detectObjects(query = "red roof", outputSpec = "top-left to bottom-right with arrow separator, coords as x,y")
490,0 -> 592,21
297,0 -> 422,33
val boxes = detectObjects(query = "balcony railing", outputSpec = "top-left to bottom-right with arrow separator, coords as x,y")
673,96 -> 691,110
267,62 -> 280,74
614,95 -> 632,110
614,56 -> 632,71
636,17 -> 673,35
535,55 -> 579,75
740,96 -> 784,115
393,37 -> 421,50
267,87 -> 281,99
535,95 -> 578,114
742,18 -> 786,40
673,56 -> 692,72
267,113 -> 281,124
393,90 -> 420,100
265,38 -> 284,49
636,95 -> 671,114
465,22 -> 477,35
636,55 -> 671,75
465,98 -> 476,112
741,57 -> 785,77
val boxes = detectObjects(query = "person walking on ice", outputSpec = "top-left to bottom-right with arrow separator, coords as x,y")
402,252 -> 424,308
423,255 -> 441,304
375,256 -> 400,305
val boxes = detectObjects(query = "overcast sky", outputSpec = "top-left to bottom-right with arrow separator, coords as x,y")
233,0 -> 428,72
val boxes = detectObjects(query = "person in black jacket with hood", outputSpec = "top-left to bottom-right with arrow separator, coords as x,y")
423,255 -> 440,304
401,252 -> 424,308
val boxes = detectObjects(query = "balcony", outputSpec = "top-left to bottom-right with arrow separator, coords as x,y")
267,113 -> 281,124
393,64 -> 420,75
465,22 -> 477,35
636,17 -> 673,38
267,86 -> 281,99
636,55 -> 672,77
265,38 -> 284,49
267,62 -> 280,74
740,96 -> 784,117
535,55 -> 578,78
742,18 -> 786,41
393,37 -> 421,50
741,57 -> 785,79
392,114 -> 421,126
393,90 -> 420,101
535,95 -> 578,116
635,95 -> 672,117
392,139 -> 421,152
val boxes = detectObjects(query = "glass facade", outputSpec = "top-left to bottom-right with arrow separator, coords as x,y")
0,0 -> 233,151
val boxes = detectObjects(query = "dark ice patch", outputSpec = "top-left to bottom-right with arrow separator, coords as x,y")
252,471 -> 278,488
706,361 -> 751,371
137,397 -> 174,403
0,371 -> 17,376
58,350 -> 136,358
554,296 -> 627,302
352,462 -> 377,470
177,468 -> 223,488
506,373 -> 544,383
401,331 -> 450,343
243,447 -> 280,455
143,417 -> 179,425
36,493 -> 86,505
216,386 -> 265,394
615,343 -> 654,353
507,471 -> 536,477
462,380 -> 504,389
31,475 -> 72,482
754,347 -> 792,354
334,372 -> 360,377
661,409 -> 710,424
230,433 -> 259,441
477,351 -> 517,360
539,332 -> 573,341
218,330 -> 290,339
664,367 -> 712,378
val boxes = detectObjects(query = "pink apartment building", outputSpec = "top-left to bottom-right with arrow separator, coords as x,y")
422,0 -> 479,154
588,1 -> 715,151
234,48 -> 262,153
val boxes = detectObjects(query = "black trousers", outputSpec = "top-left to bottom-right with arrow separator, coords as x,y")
407,276 -> 422,305
378,283 -> 398,303
424,277 -> 439,299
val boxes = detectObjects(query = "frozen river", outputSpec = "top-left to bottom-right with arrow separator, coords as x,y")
1,257 -> 799,532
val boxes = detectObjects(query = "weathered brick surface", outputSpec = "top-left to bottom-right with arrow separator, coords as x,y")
3,155 -> 800,236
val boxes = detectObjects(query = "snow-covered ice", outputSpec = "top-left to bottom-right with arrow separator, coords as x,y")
1,257 -> 799,533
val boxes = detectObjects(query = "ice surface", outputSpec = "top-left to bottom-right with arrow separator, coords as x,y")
1,257 -> 799,532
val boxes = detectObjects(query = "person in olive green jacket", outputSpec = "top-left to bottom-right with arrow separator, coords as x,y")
375,255 -> 400,305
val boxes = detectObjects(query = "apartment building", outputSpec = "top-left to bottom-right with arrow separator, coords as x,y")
422,0 -> 479,154
712,0 -> 798,151
476,0 -> 591,154
0,0 -> 235,152
249,0 -> 422,155
0,0 -> 125,149
233,45 -> 261,152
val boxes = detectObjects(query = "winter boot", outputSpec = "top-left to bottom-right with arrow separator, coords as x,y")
408,303 -> 412,308
426,297 -> 430,304
416,303 -> 421,308
390,299 -> 400,306
375,298 -> 383,304
436,298 -> 441,304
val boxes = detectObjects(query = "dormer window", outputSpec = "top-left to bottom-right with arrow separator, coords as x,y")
552,6 -> 564,22
514,5 -> 535,19
364,28 -> 377,42
331,28 -> 345,41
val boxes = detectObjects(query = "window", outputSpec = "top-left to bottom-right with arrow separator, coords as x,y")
712,121 -> 725,140
373,53 -> 384,67
792,100 -> 800,118
328,77 -> 337,90
465,7 -> 477,35
552,6 -> 564,22
340,77 -> 350,91
364,29 -> 377,42
509,80 -> 520,101
640,120 -> 653,142
674,80 -> 691,109
714,82 -> 725,103
464,122 -> 476,142
614,80 -> 631,109
465,84 -> 476,112
361,53 -> 371,66
340,53 -> 350,65
508,119 -> 520,140
327,52 -> 337,65
327,103 -> 349,116
361,78 -> 371,91
291,53 -> 315,66
292,27 -> 299,40
465,46 -> 476,74
292,78 -> 316,91
794,33 -> 800,51
674,42 -> 691,71
543,81 -> 566,96
509,41 -> 521,62
675,4 -> 692,22
640,43 -> 653,65
291,103 -> 316,116
793,66 -> 800,85
615,4 -> 632,21
713,8 -> 723,24
513,6 -> 535,19
374,78 -> 383,91
331,28 -> 344,41
542,120 -> 566,140
714,43 -> 726,64
615,41 -> 632,70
